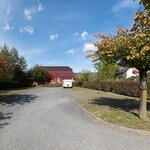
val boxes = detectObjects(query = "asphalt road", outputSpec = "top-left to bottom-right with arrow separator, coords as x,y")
0,87 -> 150,150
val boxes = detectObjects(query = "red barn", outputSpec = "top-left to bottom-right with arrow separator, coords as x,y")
41,66 -> 74,83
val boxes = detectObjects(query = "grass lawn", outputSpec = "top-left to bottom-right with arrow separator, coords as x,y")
66,87 -> 150,131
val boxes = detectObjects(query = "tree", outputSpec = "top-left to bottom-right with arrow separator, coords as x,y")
94,62 -> 101,77
0,44 -> 27,80
94,60 -> 118,80
0,56 -> 4,80
77,70 -> 95,82
87,10 -> 150,120
29,65 -> 50,85
0,44 -> 14,80
139,0 -> 150,11
98,60 -> 118,80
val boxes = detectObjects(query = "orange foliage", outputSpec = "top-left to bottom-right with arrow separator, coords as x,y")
86,10 -> 150,71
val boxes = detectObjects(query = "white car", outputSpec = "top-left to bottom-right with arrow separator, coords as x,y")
63,79 -> 73,88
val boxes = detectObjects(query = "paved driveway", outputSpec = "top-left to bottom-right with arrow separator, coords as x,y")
0,87 -> 150,150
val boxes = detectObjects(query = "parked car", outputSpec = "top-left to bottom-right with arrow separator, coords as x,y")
63,79 -> 73,88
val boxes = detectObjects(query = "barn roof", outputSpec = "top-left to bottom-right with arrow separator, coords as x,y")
41,66 -> 73,71
40,66 -> 74,78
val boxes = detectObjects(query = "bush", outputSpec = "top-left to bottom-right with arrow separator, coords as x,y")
76,81 -> 84,87
95,81 -> 103,90
0,80 -> 22,90
148,85 -> 150,98
101,80 -> 113,92
42,83 -> 62,87
111,80 -> 140,97
0,78 -> 34,90
72,81 -> 80,87
75,79 -> 150,98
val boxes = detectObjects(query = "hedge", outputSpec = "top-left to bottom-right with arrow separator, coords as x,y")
42,83 -> 62,87
73,80 -> 150,98
0,80 -> 22,90
0,79 -> 34,90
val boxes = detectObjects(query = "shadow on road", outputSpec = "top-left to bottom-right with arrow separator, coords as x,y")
90,97 -> 150,117
0,94 -> 37,107
0,112 -> 12,129
0,94 -> 37,129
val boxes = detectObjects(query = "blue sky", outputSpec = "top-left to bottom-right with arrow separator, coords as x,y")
0,0 -> 141,72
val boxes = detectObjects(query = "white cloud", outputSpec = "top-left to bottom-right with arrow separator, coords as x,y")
74,32 -> 79,37
84,43 -> 97,53
49,33 -> 59,41
2,23 -> 13,31
112,0 -> 139,12
37,3 -> 44,12
20,26 -> 34,35
6,3 -> 11,15
81,30 -> 88,40
65,48 -> 75,54
24,3 -> 44,21
24,8 -> 36,21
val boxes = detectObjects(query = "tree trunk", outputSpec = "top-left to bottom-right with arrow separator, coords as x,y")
139,70 -> 148,121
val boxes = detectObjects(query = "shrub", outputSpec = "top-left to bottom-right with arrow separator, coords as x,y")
111,80 -> 140,97
75,79 -> 148,98
42,83 -> 62,87
95,81 -> 103,90
148,85 -> 150,98
77,80 -> 84,87
72,81 -> 79,87
0,80 -> 22,90
82,80 -> 96,89
101,80 -> 113,92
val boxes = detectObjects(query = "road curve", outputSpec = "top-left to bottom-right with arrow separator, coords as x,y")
0,87 -> 150,150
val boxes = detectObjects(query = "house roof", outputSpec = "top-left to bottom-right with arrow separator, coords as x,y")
40,66 -> 74,78
41,66 -> 73,72
116,67 -> 128,76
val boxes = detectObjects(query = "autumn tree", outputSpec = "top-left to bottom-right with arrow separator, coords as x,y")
87,10 -> 150,120
0,44 -> 27,81
0,56 -> 4,80
29,65 -> 50,85
138,0 -> 150,11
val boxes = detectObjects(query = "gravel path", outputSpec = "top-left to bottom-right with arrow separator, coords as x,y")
0,87 -> 150,150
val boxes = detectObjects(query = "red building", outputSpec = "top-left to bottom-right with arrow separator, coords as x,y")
41,66 -> 74,83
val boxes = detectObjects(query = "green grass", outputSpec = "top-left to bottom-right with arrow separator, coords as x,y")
100,110 -> 150,130
67,87 -> 150,131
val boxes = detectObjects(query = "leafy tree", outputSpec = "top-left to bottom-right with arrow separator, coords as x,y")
98,60 -> 118,80
0,56 -> 4,80
0,44 -> 27,80
87,10 -> 150,120
0,44 -> 14,80
138,0 -> 150,11
94,62 -> 101,77
88,52 -> 118,79
29,65 -> 50,85
77,70 -> 96,82
10,47 -> 27,73
94,61 -> 118,80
